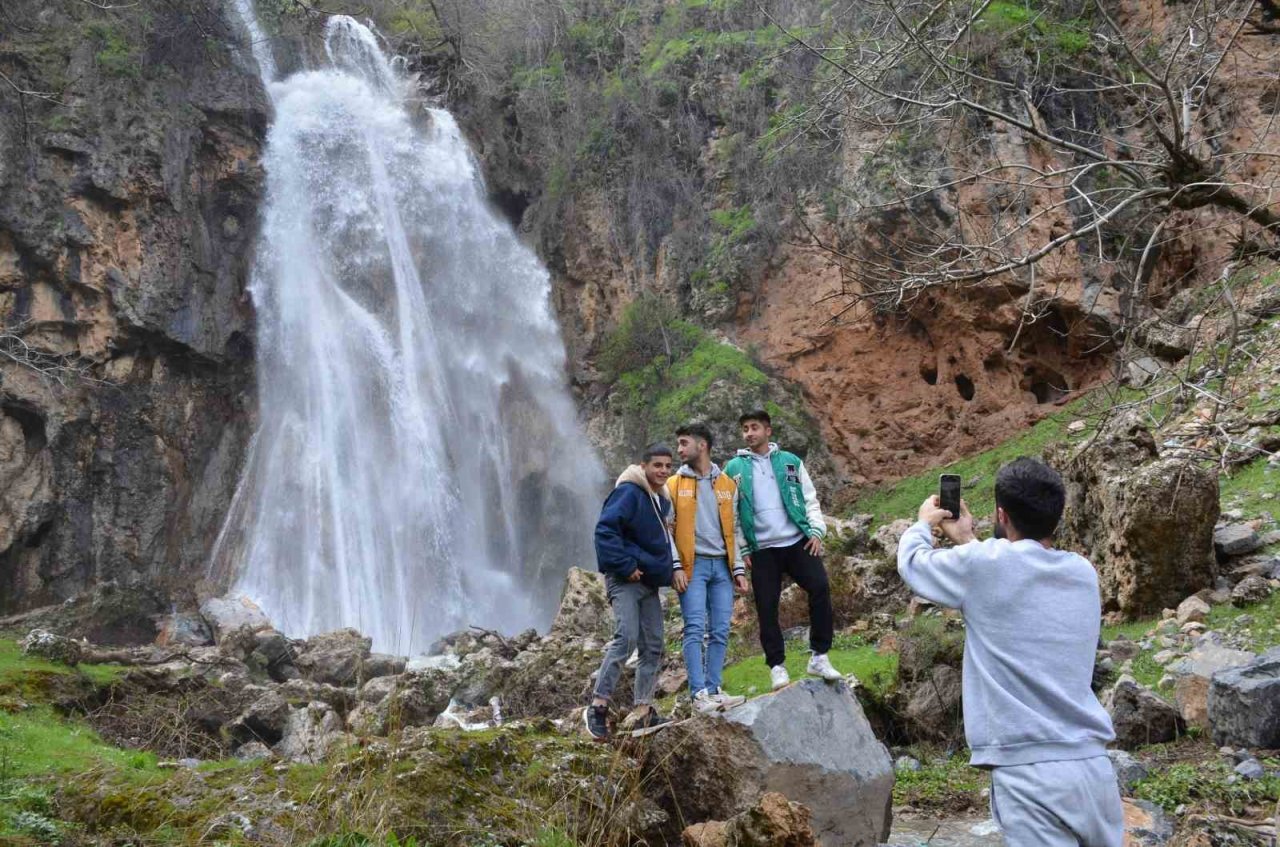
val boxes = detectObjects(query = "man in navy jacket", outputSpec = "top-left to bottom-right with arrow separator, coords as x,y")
584,444 -> 676,740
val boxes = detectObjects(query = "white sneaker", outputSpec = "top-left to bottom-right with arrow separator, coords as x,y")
692,689 -> 720,714
807,653 -> 843,681
624,649 -> 640,669
712,690 -> 746,710
770,665 -> 790,690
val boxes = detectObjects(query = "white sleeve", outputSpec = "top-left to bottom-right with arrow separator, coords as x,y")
732,486 -> 747,575
896,520 -> 974,610
798,461 -> 826,538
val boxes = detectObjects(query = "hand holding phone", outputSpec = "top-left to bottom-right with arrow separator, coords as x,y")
939,474 -> 962,520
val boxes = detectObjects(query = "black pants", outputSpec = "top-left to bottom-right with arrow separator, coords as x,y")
750,538 -> 834,667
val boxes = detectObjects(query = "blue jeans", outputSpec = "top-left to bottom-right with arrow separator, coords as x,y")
678,555 -> 734,695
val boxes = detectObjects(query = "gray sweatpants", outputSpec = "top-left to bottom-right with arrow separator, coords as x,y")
990,756 -> 1124,847
591,575 -> 664,706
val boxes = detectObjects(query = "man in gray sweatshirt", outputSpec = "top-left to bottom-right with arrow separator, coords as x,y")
897,457 -> 1122,847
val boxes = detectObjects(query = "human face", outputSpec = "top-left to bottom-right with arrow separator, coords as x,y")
741,419 -> 771,453
676,435 -> 705,465
644,454 -> 674,489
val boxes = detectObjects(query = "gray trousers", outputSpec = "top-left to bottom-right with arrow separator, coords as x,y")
591,575 -> 664,706
991,756 -> 1124,847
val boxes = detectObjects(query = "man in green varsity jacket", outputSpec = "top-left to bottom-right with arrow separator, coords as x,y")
723,409 -> 842,690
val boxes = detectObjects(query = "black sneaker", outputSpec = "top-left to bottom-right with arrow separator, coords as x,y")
630,707 -> 671,736
584,704 -> 609,741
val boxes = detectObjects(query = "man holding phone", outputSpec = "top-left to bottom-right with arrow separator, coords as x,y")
724,409 -> 842,690
898,458 -> 1121,846
583,444 -> 678,741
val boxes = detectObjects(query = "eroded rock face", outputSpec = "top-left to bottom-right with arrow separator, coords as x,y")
1104,676 -> 1184,750
1054,412 -> 1218,617
0,0 -> 264,614
1209,648 -> 1280,748
646,679 -> 893,846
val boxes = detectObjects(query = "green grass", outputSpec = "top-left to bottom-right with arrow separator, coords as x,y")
0,638 -> 125,702
1135,758 -> 1280,814
719,636 -> 898,699
893,751 -> 988,809
0,707 -> 159,780
851,397 -> 1094,528
1220,457 -> 1280,526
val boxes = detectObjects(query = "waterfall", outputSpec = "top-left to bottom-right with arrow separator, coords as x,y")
214,8 -> 603,655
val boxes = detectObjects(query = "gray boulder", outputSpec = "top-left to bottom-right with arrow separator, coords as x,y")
200,595 -> 272,643
1215,524 -> 1262,560
1107,750 -> 1148,794
1104,676 -> 1184,749
294,628 -> 372,686
646,679 -> 892,846
274,701 -> 348,763
227,690 -> 292,746
548,567 -> 611,640
1168,636 -> 1254,727
1209,648 -> 1280,748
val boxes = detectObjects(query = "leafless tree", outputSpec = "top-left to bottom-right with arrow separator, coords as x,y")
0,325 -> 106,387
769,0 -> 1279,333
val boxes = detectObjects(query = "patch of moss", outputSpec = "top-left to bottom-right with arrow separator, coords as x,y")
0,639 -> 125,703
893,750 -> 988,810
85,22 -> 140,78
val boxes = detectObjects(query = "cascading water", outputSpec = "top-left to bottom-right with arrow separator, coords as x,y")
213,9 -> 603,655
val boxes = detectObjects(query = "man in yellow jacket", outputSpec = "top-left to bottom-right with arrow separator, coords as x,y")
668,423 -> 749,713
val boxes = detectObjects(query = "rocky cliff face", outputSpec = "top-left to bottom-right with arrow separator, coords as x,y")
0,1 -> 265,614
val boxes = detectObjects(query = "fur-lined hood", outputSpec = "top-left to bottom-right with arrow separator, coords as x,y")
615,464 -> 671,498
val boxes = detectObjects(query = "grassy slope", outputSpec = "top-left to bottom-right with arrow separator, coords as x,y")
719,635 -> 898,698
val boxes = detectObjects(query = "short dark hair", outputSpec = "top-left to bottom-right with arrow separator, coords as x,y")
675,423 -> 714,450
641,443 -> 673,463
994,458 -> 1066,539
739,409 -> 771,427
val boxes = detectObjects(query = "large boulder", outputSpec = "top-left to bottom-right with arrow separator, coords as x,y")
274,701 -> 348,763
549,567 -> 611,640
294,628 -> 373,686
646,679 -> 892,846
1209,648 -> 1280,748
227,689 -> 292,746
1104,676 -> 1184,749
1053,413 -> 1218,617
347,670 -> 456,735
200,595 -> 272,643
1167,637 -> 1254,727
1215,524 -> 1262,561
20,629 -> 82,665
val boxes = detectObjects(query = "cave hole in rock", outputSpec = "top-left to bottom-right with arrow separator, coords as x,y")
2,401 -> 47,452
954,374 -> 975,401
920,364 -> 938,385
1021,365 -> 1071,404
983,350 -> 1005,372
490,187 -> 531,227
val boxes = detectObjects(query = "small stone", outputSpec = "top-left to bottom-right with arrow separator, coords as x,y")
1175,595 -> 1211,625
1153,650 -> 1180,666
1161,608 -> 1176,620
234,741 -> 273,761
894,755 -> 922,774
1236,615 -> 1255,627
1180,622 -> 1206,635
1157,676 -> 1175,691
1109,639 -> 1141,662
1215,524 -> 1263,560
1234,758 -> 1264,781
1067,420 -> 1087,434
1231,574 -> 1272,607
1108,750 -> 1149,793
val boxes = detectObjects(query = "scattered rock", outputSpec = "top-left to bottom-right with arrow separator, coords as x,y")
1175,595 -> 1210,625
294,628 -> 372,686
1234,757 -> 1264,781
871,519 -> 912,559
1209,648 -> 1280,748
20,629 -> 82,665
903,665 -> 963,742
1105,676 -> 1185,749
1054,413 -> 1218,617
1108,638 -> 1141,662
1123,799 -> 1174,847
1168,637 -> 1254,727
1231,574 -> 1272,607
1108,750 -> 1149,793
199,595 -> 272,643
894,755 -> 922,775
1124,356 -> 1163,387
155,613 -> 214,648
647,679 -> 893,846
1215,524 -> 1263,561
234,741 -> 273,761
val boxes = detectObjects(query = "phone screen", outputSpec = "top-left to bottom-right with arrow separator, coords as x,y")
940,474 -> 962,519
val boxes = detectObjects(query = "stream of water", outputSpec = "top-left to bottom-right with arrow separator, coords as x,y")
213,9 -> 602,655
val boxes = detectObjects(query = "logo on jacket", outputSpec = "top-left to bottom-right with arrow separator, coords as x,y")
784,463 -> 799,484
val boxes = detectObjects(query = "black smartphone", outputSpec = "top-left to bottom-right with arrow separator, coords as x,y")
939,474 -> 962,520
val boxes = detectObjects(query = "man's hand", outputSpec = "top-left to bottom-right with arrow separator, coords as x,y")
804,535 -> 823,557
672,569 -> 688,594
734,574 -> 749,594
940,499 -> 978,545
743,553 -> 752,571
627,568 -> 642,583
918,495 -> 952,528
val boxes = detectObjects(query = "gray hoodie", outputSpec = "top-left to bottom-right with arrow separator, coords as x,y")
674,463 -> 747,575
897,521 -> 1116,767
